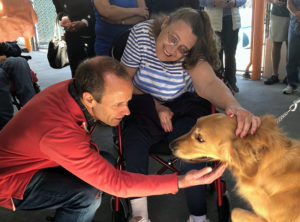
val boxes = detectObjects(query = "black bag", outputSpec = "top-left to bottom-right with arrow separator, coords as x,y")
47,19 -> 69,69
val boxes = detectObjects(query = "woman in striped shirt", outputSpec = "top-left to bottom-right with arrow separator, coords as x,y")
121,8 -> 261,222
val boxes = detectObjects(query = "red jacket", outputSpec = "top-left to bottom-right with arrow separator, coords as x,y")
0,80 -> 178,210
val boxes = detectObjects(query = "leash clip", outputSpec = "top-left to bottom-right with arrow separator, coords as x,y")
277,97 -> 300,124
290,98 -> 300,112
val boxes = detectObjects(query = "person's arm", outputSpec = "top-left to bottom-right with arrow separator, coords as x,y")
199,0 -> 215,8
103,15 -> 147,25
52,0 -> 66,19
40,129 -> 226,198
267,0 -> 286,7
0,55 -> 6,64
287,0 -> 300,20
234,0 -> 247,7
122,64 -> 174,132
189,61 -> 261,138
93,0 -> 149,22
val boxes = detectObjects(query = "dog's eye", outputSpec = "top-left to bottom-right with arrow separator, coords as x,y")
196,135 -> 205,143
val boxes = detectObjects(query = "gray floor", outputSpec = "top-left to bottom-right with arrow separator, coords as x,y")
1,51 -> 299,222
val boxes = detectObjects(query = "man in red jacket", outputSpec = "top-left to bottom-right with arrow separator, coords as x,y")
0,56 -> 226,222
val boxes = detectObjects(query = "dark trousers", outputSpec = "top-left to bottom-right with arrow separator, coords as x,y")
65,32 -> 95,77
216,15 -> 239,87
122,93 -> 211,216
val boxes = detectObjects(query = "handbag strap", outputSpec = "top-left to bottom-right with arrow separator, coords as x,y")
53,15 -> 62,40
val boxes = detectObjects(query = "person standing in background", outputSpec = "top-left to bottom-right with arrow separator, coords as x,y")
264,0 -> 290,85
52,0 -> 95,77
145,0 -> 200,15
92,0 -> 149,56
199,0 -> 247,93
283,0 -> 300,94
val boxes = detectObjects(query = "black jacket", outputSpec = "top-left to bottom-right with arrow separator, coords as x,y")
52,0 -> 95,37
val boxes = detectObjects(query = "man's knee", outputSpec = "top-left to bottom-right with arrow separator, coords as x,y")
5,56 -> 27,66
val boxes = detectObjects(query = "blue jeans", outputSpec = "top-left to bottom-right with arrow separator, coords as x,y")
13,151 -> 115,222
286,27 -> 300,87
0,57 -> 36,129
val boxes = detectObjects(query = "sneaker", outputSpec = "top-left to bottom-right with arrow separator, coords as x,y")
282,85 -> 297,94
129,216 -> 151,222
264,75 -> 279,85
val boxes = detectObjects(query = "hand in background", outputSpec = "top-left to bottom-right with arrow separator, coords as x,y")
273,0 -> 286,7
68,21 -> 87,32
155,102 -> 174,133
295,10 -> 300,21
225,0 -> 236,8
60,16 -> 71,27
137,6 -> 149,20
214,0 -> 229,8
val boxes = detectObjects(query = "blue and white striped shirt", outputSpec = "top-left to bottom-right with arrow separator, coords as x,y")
121,20 -> 194,102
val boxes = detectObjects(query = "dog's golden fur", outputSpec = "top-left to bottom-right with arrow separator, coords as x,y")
170,113 -> 300,222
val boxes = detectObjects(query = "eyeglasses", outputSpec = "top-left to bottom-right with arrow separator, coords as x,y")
167,32 -> 191,56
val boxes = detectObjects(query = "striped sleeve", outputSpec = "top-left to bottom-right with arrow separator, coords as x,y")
121,25 -> 142,68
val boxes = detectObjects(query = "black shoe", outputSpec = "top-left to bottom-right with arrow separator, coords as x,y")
264,75 -> 279,85
231,84 -> 239,93
243,72 -> 251,79
283,76 -> 288,84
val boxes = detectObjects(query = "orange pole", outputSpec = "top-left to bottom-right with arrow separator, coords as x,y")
24,38 -> 32,51
245,0 -> 256,72
251,0 -> 265,80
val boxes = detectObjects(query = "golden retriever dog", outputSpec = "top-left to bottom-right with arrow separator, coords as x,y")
170,113 -> 300,222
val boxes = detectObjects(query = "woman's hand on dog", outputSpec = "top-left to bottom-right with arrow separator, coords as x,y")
225,106 -> 261,138
177,164 -> 227,188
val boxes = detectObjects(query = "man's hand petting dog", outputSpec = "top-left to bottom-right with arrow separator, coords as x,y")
177,164 -> 226,188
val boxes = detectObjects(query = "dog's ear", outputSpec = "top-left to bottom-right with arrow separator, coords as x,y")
229,137 -> 263,177
256,115 -> 291,150
228,114 -> 290,177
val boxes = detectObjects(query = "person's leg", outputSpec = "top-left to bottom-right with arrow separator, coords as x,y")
123,121 -> 162,221
0,67 -> 13,129
283,27 -> 300,94
13,167 -> 102,222
1,57 -> 36,106
222,16 -> 239,92
168,116 -> 208,222
272,41 -> 283,77
65,33 -> 86,77
264,41 -> 282,85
